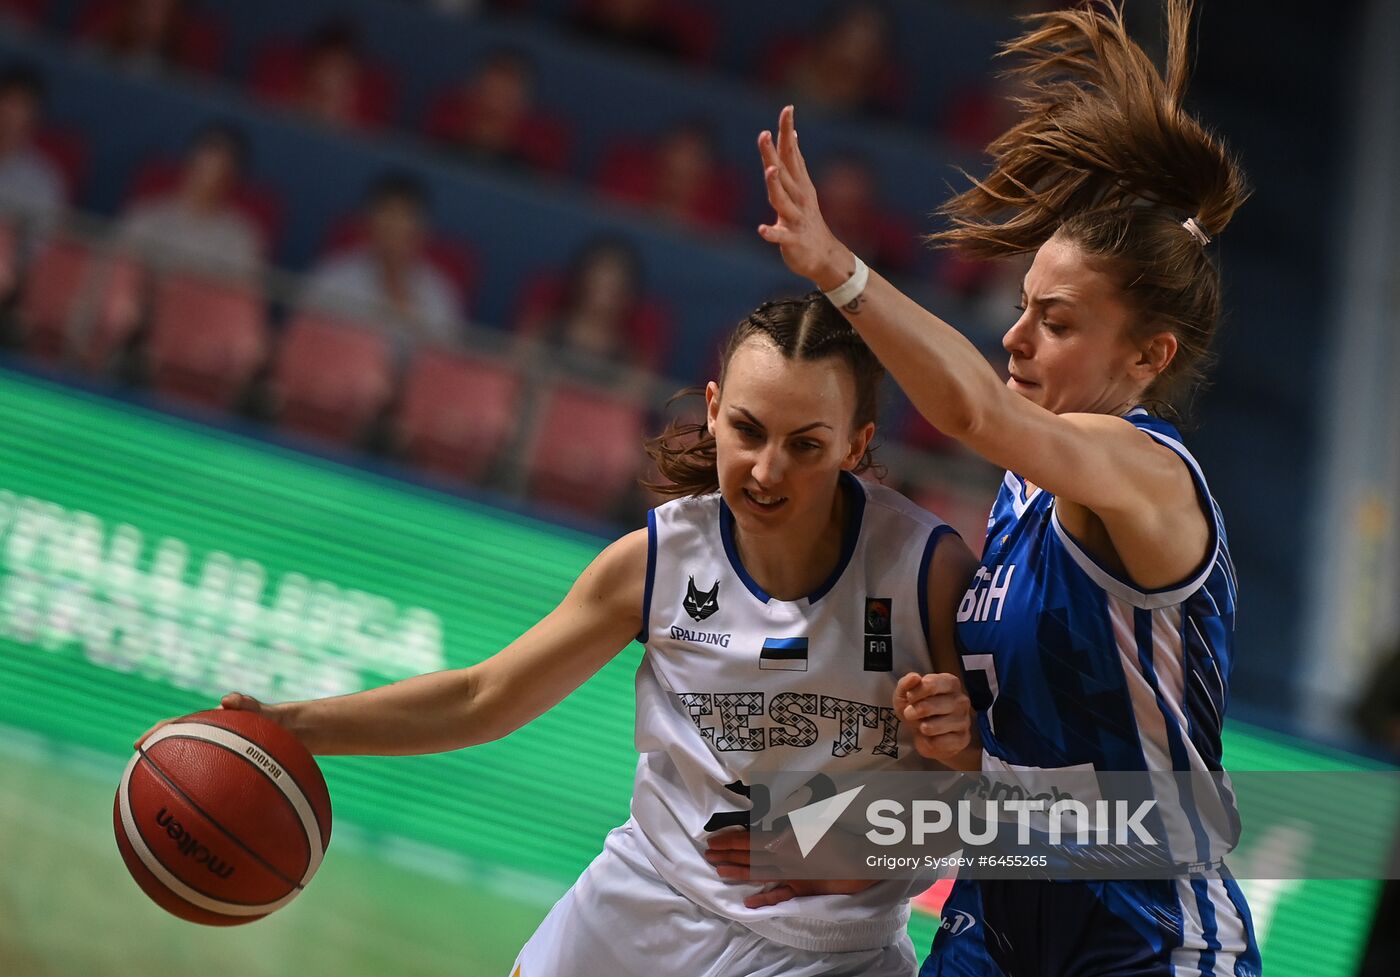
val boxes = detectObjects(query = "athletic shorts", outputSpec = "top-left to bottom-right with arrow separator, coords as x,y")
919,877 -> 1261,977
510,822 -> 917,977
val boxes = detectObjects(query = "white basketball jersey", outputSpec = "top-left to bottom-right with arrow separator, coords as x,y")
629,473 -> 957,953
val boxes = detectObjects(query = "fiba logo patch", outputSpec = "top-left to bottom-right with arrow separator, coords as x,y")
865,598 -> 891,633
684,577 -> 720,622
864,597 -> 892,671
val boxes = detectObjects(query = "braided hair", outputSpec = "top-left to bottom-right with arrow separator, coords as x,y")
643,292 -> 884,499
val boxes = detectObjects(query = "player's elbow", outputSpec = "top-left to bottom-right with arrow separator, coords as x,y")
447,666 -> 511,750
928,366 -> 1006,445
941,391 -> 996,449
952,380 -> 1025,459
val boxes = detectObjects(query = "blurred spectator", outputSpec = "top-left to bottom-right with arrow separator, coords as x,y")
762,0 -> 905,117
252,19 -> 394,130
114,123 -> 262,280
567,0 -> 697,62
815,153 -> 917,274
301,172 -> 466,348
76,0 -> 225,74
515,236 -> 668,375
596,120 -> 739,229
424,48 -> 570,175
0,65 -> 65,288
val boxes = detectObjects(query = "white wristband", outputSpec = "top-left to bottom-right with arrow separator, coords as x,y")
822,255 -> 869,310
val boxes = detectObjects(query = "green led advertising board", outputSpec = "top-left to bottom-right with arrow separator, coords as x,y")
0,370 -> 1388,976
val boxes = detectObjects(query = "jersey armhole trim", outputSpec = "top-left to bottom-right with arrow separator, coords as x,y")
1049,507 -> 1219,610
1048,426 -> 1222,610
917,524 -> 958,642
638,507 -> 658,644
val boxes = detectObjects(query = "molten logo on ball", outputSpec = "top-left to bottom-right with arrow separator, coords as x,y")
155,808 -> 236,879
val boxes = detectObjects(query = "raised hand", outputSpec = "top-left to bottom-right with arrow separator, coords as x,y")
757,105 -> 855,291
894,671 -> 973,762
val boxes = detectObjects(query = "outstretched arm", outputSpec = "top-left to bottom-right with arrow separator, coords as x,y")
756,106 -> 1207,585
137,529 -> 649,756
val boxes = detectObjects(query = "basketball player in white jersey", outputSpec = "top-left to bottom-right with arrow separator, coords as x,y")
751,3 -> 1260,974
137,291 -> 980,977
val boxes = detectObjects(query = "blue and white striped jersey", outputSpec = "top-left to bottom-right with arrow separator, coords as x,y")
956,407 -> 1239,780
923,409 -> 1258,977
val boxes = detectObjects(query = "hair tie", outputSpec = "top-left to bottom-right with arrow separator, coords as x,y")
1182,216 -> 1211,247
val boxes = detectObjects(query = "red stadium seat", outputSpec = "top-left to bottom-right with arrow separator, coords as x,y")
526,382 -> 647,517
394,347 -> 523,483
269,314 -> 395,445
0,218 -> 16,299
15,235 -> 89,361
84,253 -> 145,372
146,275 -> 268,410
15,236 -> 143,368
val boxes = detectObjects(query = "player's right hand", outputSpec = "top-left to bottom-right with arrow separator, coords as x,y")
894,671 -> 972,761
132,691 -> 267,751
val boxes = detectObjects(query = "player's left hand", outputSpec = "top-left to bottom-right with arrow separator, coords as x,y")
703,828 -> 877,909
757,105 -> 855,292
894,671 -> 973,761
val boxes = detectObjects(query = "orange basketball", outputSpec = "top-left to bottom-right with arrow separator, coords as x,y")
114,709 -> 333,926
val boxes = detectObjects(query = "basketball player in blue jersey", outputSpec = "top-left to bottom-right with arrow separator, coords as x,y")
750,1 -> 1261,974
138,293 -> 981,976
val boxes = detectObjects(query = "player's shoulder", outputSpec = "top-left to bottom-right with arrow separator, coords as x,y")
859,477 -> 947,533
1120,406 -> 1190,444
1118,407 -> 1213,493
584,527 -> 651,602
650,489 -> 722,531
